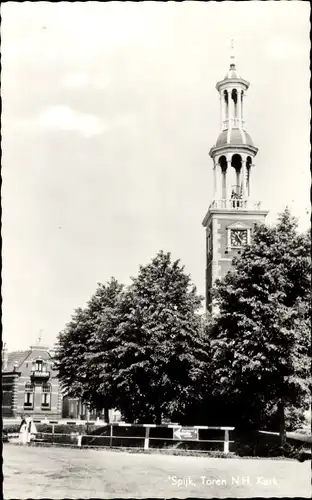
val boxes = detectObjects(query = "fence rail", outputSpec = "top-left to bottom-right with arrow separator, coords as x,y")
22,424 -> 235,453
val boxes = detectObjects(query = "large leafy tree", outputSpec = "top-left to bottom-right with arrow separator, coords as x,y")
92,251 -> 209,424
54,277 -> 123,419
210,209 -> 311,444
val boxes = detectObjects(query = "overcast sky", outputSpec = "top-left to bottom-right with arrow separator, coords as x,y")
2,1 -> 310,351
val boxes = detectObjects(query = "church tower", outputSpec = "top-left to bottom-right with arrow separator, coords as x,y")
202,47 -> 268,310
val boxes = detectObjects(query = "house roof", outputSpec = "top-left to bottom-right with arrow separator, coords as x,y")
4,348 -> 54,372
5,350 -> 31,372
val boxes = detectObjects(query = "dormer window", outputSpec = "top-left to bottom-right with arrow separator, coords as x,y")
31,359 -> 50,379
34,359 -> 47,372
35,360 -> 43,372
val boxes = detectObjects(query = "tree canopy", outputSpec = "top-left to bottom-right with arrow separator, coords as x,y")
55,209 -> 310,435
89,251 -> 209,424
210,208 -> 311,442
55,252 -> 209,424
54,277 -> 123,416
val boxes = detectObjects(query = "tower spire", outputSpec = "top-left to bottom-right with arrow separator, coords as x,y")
202,46 -> 268,312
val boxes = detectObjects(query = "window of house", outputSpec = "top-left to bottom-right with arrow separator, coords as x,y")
24,382 -> 35,409
41,383 -> 51,410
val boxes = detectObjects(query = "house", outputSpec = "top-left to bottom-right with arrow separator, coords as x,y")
2,342 -> 62,419
61,395 -> 121,422
2,342 -> 121,422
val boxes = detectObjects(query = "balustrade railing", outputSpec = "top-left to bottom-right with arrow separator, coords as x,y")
30,370 -> 50,379
222,118 -> 246,130
209,199 -> 261,211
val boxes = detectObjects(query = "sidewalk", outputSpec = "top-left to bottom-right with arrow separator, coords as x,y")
3,417 -> 110,426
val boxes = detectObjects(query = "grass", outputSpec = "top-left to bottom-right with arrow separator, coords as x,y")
3,443 -> 311,499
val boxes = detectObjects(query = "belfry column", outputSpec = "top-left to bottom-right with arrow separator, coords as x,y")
228,91 -> 233,125
213,158 -> 217,197
242,91 -> 246,125
236,168 -> 240,190
247,165 -> 251,197
220,94 -> 224,129
220,167 -> 225,200
227,158 -> 232,199
213,157 -> 221,200
237,89 -> 242,125
241,158 -> 247,197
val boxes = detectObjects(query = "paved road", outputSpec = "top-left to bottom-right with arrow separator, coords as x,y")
3,444 -> 311,498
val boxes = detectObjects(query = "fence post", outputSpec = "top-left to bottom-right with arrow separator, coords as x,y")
109,424 -> 113,448
224,429 -> 229,454
144,426 -> 150,451
77,434 -> 82,448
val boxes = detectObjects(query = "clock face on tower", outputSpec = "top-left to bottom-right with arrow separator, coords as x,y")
230,229 -> 248,247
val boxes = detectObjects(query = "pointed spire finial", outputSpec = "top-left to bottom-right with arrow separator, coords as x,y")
37,329 -> 43,345
230,38 -> 235,66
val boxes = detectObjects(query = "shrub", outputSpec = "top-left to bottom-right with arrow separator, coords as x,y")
264,405 -> 309,432
232,431 -> 304,458
3,424 -> 20,433
2,430 -> 9,443
36,433 -> 79,445
111,425 -> 145,438
51,424 -> 88,434
86,425 -> 111,437
82,435 -> 111,447
36,424 -> 53,433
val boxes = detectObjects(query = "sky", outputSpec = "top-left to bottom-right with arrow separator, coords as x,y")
2,1 -> 310,351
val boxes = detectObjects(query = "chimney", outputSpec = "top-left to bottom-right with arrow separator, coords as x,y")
2,342 -> 8,371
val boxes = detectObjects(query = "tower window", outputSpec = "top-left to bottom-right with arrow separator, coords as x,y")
218,156 -> 228,202
241,90 -> 244,120
224,90 -> 229,119
232,89 -> 238,118
246,156 -> 252,196
207,230 -> 212,258
231,154 -> 242,204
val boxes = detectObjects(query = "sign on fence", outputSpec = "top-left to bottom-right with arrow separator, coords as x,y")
173,427 -> 198,441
